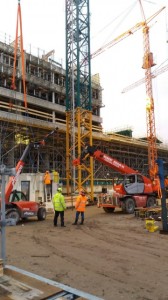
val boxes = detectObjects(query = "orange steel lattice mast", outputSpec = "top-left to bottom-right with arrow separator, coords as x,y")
90,3 -> 164,183
138,1 -> 165,182
11,0 -> 27,109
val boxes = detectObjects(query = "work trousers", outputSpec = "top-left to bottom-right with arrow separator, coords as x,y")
76,211 -> 84,222
54,210 -> 65,226
45,184 -> 51,194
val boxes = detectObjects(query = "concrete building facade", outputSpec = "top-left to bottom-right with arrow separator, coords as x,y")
0,37 -> 168,190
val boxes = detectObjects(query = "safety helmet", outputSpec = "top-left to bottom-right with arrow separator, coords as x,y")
57,187 -> 62,192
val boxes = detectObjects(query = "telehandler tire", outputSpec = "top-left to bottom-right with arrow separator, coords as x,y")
37,207 -> 46,221
146,196 -> 156,207
6,209 -> 20,224
125,198 -> 135,214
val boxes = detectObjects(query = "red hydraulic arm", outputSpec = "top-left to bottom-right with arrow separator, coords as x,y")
73,145 -> 156,196
5,129 -> 58,202
73,145 -> 138,175
91,150 -> 137,175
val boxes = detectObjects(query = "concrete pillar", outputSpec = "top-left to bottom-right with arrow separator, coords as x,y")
52,91 -> 55,123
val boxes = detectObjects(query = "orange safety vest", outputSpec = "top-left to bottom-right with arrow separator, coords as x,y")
44,173 -> 51,185
75,195 -> 87,212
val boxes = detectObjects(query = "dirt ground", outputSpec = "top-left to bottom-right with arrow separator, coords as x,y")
5,205 -> 168,300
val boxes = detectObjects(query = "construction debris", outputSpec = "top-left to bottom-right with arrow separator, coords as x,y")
134,206 -> 162,220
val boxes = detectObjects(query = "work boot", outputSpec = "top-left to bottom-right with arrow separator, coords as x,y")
80,220 -> 84,225
61,225 -> 66,227
72,219 -> 78,225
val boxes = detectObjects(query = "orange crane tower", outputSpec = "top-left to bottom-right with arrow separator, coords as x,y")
88,3 -> 165,195
91,4 -> 165,184
138,0 -> 159,182
11,0 -> 27,110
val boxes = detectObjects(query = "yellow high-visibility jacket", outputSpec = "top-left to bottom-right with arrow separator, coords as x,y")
52,192 -> 66,211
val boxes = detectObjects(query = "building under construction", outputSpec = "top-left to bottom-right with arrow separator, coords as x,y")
0,0 -> 167,198
0,35 -> 168,192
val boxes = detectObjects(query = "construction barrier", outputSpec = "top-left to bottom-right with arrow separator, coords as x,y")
145,218 -> 159,232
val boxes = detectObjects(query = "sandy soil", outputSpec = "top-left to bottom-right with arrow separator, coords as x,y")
5,205 -> 168,300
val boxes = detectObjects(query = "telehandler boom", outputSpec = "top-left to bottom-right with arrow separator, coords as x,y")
73,145 -> 157,214
1,129 -> 57,224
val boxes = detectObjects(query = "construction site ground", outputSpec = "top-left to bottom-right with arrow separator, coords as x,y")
4,205 -> 168,300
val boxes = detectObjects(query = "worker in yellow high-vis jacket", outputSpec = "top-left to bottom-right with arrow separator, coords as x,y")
52,187 -> 66,227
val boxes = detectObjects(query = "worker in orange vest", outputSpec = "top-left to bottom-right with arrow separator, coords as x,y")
72,189 -> 87,225
44,170 -> 51,194
44,170 -> 51,184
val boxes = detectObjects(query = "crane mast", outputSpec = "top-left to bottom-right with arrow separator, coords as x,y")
65,0 -> 93,199
139,0 -> 158,181
65,1 -> 164,197
90,3 -> 164,184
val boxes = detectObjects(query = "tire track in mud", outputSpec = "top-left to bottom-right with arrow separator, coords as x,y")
81,218 -> 168,256
24,224 -> 116,282
6,208 -> 168,300
26,217 -> 168,267
75,220 -> 168,300
76,218 -> 168,282
26,226 -> 114,299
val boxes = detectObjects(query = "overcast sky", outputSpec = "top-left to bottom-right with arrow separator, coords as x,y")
0,0 -> 168,143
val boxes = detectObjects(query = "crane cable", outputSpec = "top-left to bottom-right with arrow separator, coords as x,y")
102,1 -> 138,46
91,1 -> 137,50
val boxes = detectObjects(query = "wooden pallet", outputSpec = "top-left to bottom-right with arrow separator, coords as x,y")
134,207 -> 162,219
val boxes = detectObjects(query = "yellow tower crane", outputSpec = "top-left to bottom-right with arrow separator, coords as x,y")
67,0 -> 165,199
90,3 -> 165,195
121,1 -> 165,193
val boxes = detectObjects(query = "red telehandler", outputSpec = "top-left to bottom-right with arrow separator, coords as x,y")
73,145 -> 158,214
1,129 -> 57,224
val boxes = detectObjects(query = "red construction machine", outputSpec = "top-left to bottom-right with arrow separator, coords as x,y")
73,145 -> 158,214
1,129 -> 57,224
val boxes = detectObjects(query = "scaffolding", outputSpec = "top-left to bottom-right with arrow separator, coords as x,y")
0,36 -> 168,194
